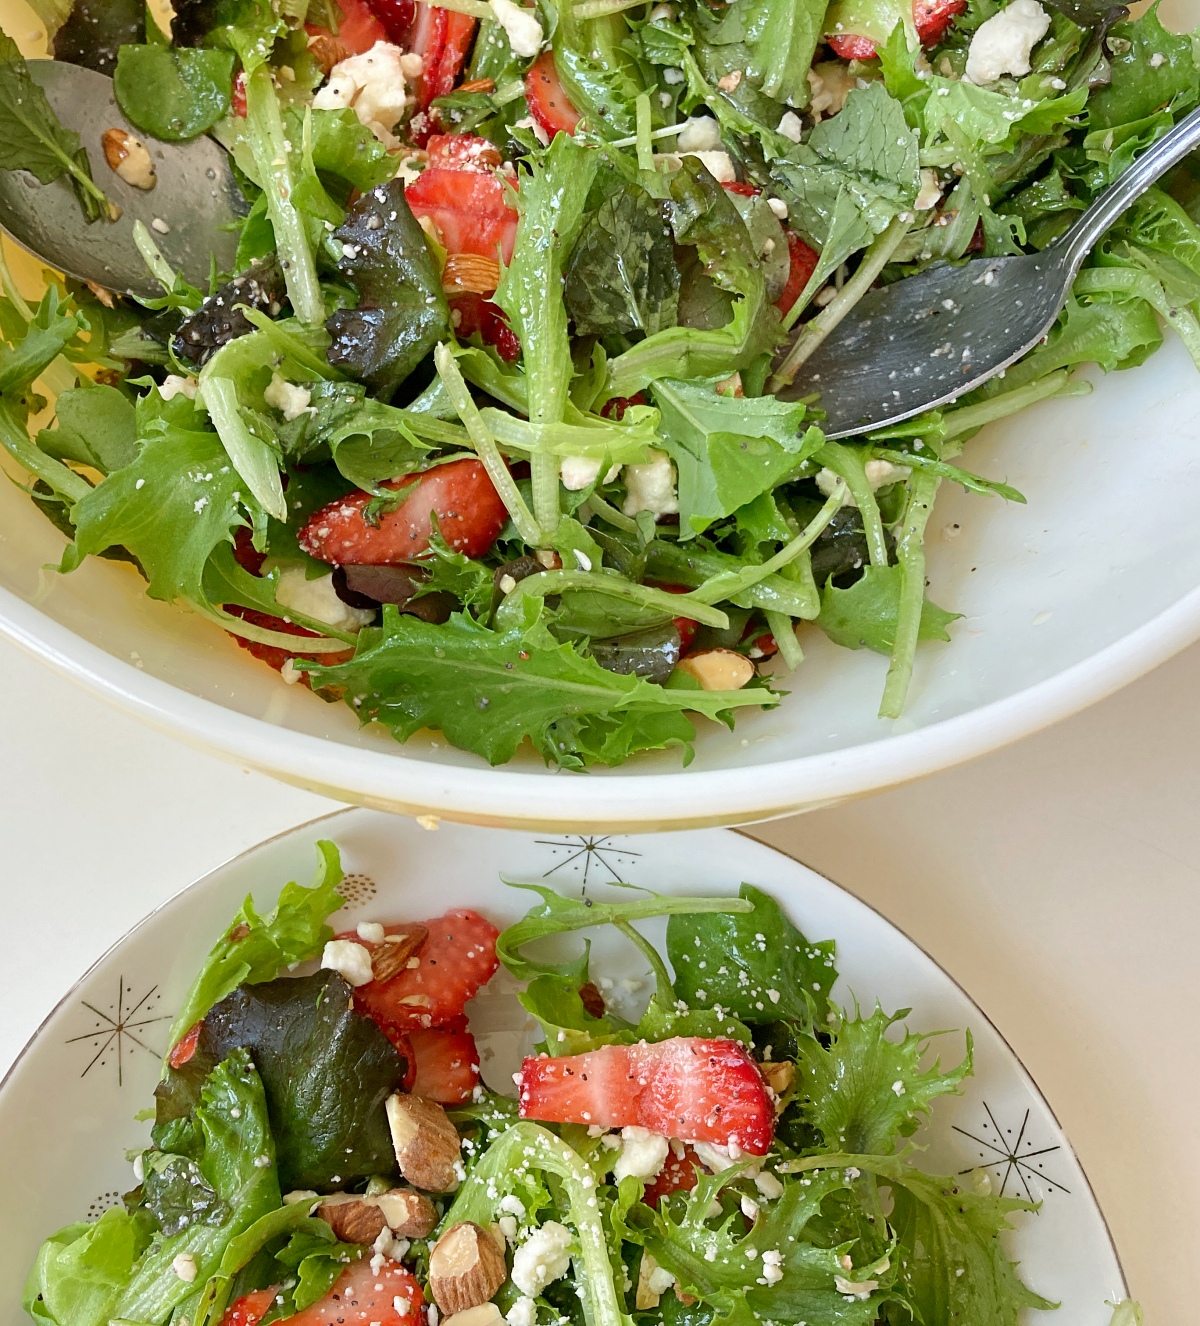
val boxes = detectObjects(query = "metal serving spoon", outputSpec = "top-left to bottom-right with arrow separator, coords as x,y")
776,103 -> 1200,439
0,61 -> 244,297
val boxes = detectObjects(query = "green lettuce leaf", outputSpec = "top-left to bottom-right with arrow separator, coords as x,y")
37,383 -> 136,474
113,44 -> 235,141
817,563 -> 959,655
1087,3 -> 1199,131
164,839 -> 343,1051
667,883 -> 837,1031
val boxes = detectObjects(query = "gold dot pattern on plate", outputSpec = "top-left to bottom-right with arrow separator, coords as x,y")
87,1191 -> 122,1219
338,873 -> 378,907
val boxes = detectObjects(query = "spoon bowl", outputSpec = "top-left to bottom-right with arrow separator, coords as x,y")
0,61 -> 244,297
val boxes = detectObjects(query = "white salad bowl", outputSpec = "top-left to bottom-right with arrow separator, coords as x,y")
0,810 -> 1129,1324
3,0 -> 1200,830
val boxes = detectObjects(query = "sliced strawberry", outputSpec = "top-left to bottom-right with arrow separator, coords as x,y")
288,1258 -> 424,1326
298,458 -> 509,565
406,166 -> 519,262
826,0 -> 965,57
231,70 -> 247,117
169,1021 -> 203,1069
362,0 -> 415,44
224,607 -> 355,678
427,133 -> 504,171
776,231 -> 820,315
232,523 -> 266,577
409,4 -> 476,112
451,293 -> 521,361
643,1146 -> 700,1207
351,910 -> 500,1032
654,582 -> 699,656
308,0 -> 388,54
525,51 -> 580,138
519,1037 -> 775,1154
721,181 -> 758,198
599,393 -> 648,421
220,1289 -> 278,1326
409,1027 -> 481,1103
376,1026 -> 419,1090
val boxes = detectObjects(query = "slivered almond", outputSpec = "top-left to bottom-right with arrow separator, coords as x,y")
428,1222 -> 507,1314
458,78 -> 496,94
386,1093 -> 462,1192
442,253 -> 502,296
371,925 -> 429,983
760,1059 -> 795,1112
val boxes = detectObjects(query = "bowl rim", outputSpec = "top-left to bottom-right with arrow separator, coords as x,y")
2,575 -> 1198,830
0,805 -> 1130,1299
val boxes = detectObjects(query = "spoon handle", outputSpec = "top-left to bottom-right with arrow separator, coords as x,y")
1061,102 -> 1200,271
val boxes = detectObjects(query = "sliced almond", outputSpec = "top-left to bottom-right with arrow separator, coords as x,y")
307,31 -> 350,73
386,1093 -> 462,1192
429,1221 -> 508,1314
759,1059 -> 795,1112
674,649 -> 756,691
317,1196 -> 388,1244
442,252 -> 502,296
101,128 -> 156,190
371,925 -> 429,983
457,78 -> 496,95
101,127 -> 130,172
374,1188 -> 438,1237
443,1304 -> 505,1326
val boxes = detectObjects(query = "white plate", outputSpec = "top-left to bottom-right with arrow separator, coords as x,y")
0,808 -> 1126,1324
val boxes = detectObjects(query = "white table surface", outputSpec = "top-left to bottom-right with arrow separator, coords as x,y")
1,634 -> 1192,1323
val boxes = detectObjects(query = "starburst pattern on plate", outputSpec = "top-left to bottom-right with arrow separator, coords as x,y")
534,835 -> 642,888
64,977 -> 170,1085
953,1102 -> 1069,1204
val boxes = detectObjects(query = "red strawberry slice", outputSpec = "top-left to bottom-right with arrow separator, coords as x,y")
654,582 -> 699,655
826,0 -> 965,57
288,1258 -> 424,1326
409,4 -> 477,113
220,1289 -> 278,1326
409,1027 -> 481,1103
518,1037 -> 775,1154
643,1145 -> 701,1206
224,607 -> 355,678
776,231 -> 820,315
426,133 -> 503,172
169,1021 -> 203,1069
451,293 -> 522,361
363,0 -> 415,44
298,458 -> 509,565
406,166 -> 519,262
525,51 -> 580,138
350,910 -> 500,1032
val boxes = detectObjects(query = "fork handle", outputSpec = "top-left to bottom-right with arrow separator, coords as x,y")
1062,102 -> 1200,271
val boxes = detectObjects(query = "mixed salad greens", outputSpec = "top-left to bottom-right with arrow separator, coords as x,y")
3,0 -> 1200,766
24,841 -> 1106,1326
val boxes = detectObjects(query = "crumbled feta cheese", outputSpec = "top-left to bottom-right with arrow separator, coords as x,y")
677,115 -> 722,152
622,449 -> 678,518
1150,50 -> 1166,68
760,1249 -> 784,1285
684,149 -> 736,183
489,0 -> 544,57
274,565 -> 376,632
834,1275 -> 878,1300
514,114 -> 550,146
507,1298 -> 538,1326
807,61 -> 853,118
815,459 -> 910,508
560,455 -> 602,491
357,920 -> 385,943
754,1170 -> 784,1200
767,197 -> 788,220
663,66 -> 685,84
498,1215 -> 519,1243
499,1194 -> 527,1218
964,0 -> 1050,84
151,216 -> 170,234
511,1222 -> 573,1297
314,41 -> 411,148
132,1152 -> 145,1183
159,374 -> 197,401
613,1127 -> 670,1183
777,110 -> 804,143
914,168 -> 942,211
264,372 -> 314,421
172,1253 -> 198,1282
688,1140 -> 738,1172
321,938 -> 375,987
647,1266 -> 676,1294
280,659 -> 303,685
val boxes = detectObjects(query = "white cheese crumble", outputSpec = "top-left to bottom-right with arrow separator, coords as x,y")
313,42 -> 411,148
760,1249 -> 784,1285
159,374 -> 197,401
560,455 -> 621,491
964,0 -> 1050,84
815,459 -> 911,508
914,168 -> 942,211
684,149 -> 736,183
511,1222 -> 574,1297
767,197 -> 788,219
777,111 -> 804,143
172,1252 -> 198,1282
489,0 -> 544,57
834,1275 -> 878,1300
613,1126 -> 670,1183
357,920 -> 385,943
264,373 -> 314,421
321,938 -> 375,987
623,449 -> 678,518
647,1265 -> 676,1294
677,115 -> 722,152
754,1170 -> 785,1200
507,1298 -> 538,1326
274,566 -> 376,632
514,114 -> 550,146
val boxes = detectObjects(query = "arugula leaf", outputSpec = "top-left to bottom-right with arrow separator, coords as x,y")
564,182 -> 680,338
327,179 -> 451,400
69,396 -> 251,606
0,28 -> 113,222
651,377 -> 818,537
795,1008 -> 972,1154
114,45 -> 235,141
818,563 -> 959,655
604,160 -> 782,398
771,82 -> 919,299
667,884 -> 836,1031
306,599 -> 776,768
645,538 -> 819,619
165,839 -> 343,1051
176,970 -> 408,1190
38,383 -> 136,474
